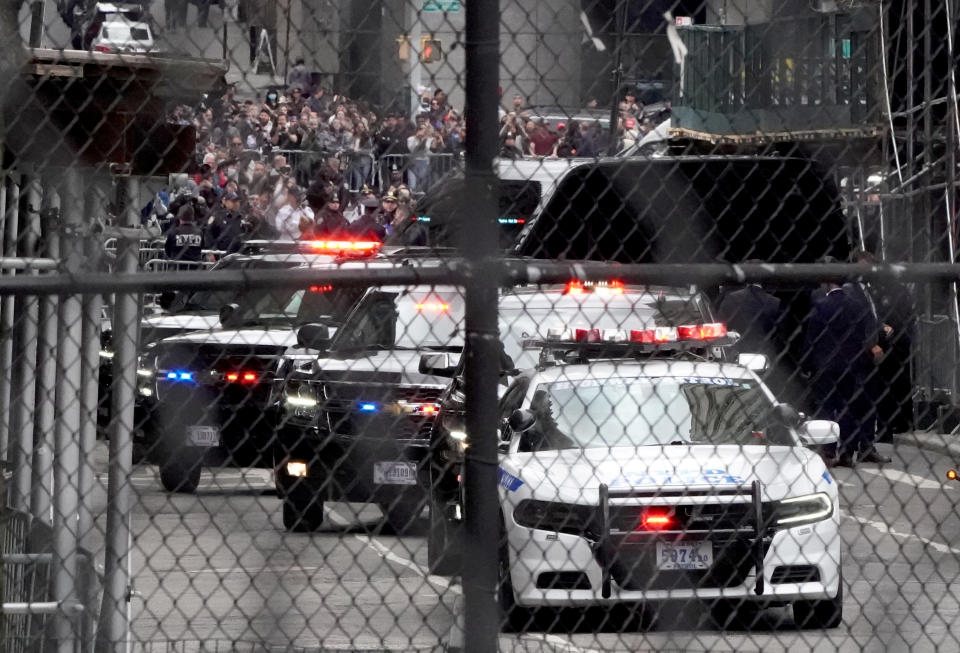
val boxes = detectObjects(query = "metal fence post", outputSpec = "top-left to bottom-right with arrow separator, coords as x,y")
77,186 -> 104,545
461,0 -> 501,649
52,166 -> 86,652
31,176 -> 59,526
97,174 -> 140,652
9,170 -> 37,514
0,172 -> 15,461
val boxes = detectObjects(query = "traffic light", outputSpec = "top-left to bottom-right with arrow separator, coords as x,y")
420,37 -> 442,63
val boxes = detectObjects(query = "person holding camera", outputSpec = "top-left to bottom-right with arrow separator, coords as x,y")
275,185 -> 314,240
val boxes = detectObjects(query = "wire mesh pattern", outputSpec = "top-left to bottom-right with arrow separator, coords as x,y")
0,0 -> 958,652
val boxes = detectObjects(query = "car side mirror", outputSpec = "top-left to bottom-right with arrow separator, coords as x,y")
419,353 -> 456,377
219,303 -> 238,327
508,408 -> 537,433
297,324 -> 331,351
738,353 -> 769,372
799,420 -> 839,446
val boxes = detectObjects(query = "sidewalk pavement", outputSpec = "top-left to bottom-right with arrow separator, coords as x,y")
894,431 -> 960,459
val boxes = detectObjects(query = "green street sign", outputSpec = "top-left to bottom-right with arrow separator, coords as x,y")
423,0 -> 461,12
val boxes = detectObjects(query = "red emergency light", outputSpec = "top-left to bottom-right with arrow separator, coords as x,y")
305,240 -> 381,254
563,280 -> 625,296
225,371 -> 258,384
639,510 -> 674,531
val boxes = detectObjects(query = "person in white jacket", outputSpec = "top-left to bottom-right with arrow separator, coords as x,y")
274,186 -> 315,240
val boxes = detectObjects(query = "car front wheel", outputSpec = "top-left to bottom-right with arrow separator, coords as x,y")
159,454 -> 202,493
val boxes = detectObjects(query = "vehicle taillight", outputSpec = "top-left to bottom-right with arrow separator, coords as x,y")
309,284 -> 333,293
639,509 -> 673,530
225,371 -> 258,384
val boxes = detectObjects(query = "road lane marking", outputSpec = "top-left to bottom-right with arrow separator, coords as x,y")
186,565 -> 322,575
845,514 -> 960,555
327,507 -> 462,596
856,467 -> 956,491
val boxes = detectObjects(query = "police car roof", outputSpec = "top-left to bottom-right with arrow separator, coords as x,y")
527,359 -> 753,384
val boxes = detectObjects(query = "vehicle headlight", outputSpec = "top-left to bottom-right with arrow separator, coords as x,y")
768,492 -> 833,529
513,500 -> 598,538
99,349 -> 115,360
283,384 -> 319,418
136,354 -> 157,395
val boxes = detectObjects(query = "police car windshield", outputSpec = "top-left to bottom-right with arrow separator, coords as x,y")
178,259 -> 293,312
230,286 -> 359,327
331,287 -> 466,352
522,376 -> 790,450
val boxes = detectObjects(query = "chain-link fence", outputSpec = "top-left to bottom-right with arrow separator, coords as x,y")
2,0 -> 960,651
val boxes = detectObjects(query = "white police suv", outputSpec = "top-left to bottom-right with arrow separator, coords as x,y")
495,337 -> 842,630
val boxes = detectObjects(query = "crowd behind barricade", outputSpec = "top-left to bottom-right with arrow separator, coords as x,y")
143,78 -> 670,260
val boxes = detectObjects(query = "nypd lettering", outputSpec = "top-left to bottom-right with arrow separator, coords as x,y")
608,467 -> 746,487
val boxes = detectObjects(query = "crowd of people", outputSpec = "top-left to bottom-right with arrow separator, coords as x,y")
148,79 -> 668,260
497,90 -> 666,159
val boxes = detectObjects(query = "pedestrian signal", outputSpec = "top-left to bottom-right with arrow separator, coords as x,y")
420,38 -> 442,63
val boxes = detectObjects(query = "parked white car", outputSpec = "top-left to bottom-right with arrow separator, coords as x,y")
91,16 -> 155,54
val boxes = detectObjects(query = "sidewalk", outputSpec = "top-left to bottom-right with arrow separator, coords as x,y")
894,430 -> 960,459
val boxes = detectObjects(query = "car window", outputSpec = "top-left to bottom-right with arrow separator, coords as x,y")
524,376 -> 789,450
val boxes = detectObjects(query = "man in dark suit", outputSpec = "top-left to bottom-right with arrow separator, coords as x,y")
718,281 -> 781,357
843,250 -> 893,463
718,277 -> 786,397
802,281 -> 879,467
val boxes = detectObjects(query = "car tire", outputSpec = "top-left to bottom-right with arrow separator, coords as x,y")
793,576 -> 843,629
428,494 -> 462,576
710,598 -> 762,630
381,501 -> 424,535
282,495 -> 325,533
159,455 -> 201,493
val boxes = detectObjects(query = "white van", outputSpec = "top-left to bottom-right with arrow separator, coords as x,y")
387,156 -> 592,248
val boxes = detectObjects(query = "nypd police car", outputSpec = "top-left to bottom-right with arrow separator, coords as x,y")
491,341 -> 842,630
276,280 -> 717,535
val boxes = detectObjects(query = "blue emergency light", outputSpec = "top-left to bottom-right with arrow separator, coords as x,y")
165,370 -> 193,382
358,403 -> 378,412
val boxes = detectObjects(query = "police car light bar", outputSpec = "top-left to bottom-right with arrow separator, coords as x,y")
547,323 -> 727,344
304,240 -> 382,254
564,280 -> 625,296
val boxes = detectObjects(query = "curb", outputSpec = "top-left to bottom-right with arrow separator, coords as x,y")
894,431 -> 960,459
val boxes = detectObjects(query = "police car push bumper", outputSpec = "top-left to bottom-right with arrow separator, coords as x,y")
500,463 -> 840,606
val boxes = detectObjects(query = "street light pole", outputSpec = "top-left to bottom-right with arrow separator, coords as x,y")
607,0 -> 629,154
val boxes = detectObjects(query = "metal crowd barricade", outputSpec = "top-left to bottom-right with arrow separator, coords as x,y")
0,508 -> 102,653
377,152 -> 461,193
141,258 -> 219,308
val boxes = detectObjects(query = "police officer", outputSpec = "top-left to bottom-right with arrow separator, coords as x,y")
349,193 -> 396,241
312,196 -> 351,239
206,191 -> 246,254
802,281 -> 877,467
164,204 -> 203,261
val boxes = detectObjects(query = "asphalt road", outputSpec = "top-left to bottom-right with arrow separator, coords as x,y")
80,440 -> 960,653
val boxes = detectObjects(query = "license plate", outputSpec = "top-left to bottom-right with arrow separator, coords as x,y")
373,461 -> 417,486
656,541 -> 713,570
187,426 -> 220,447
